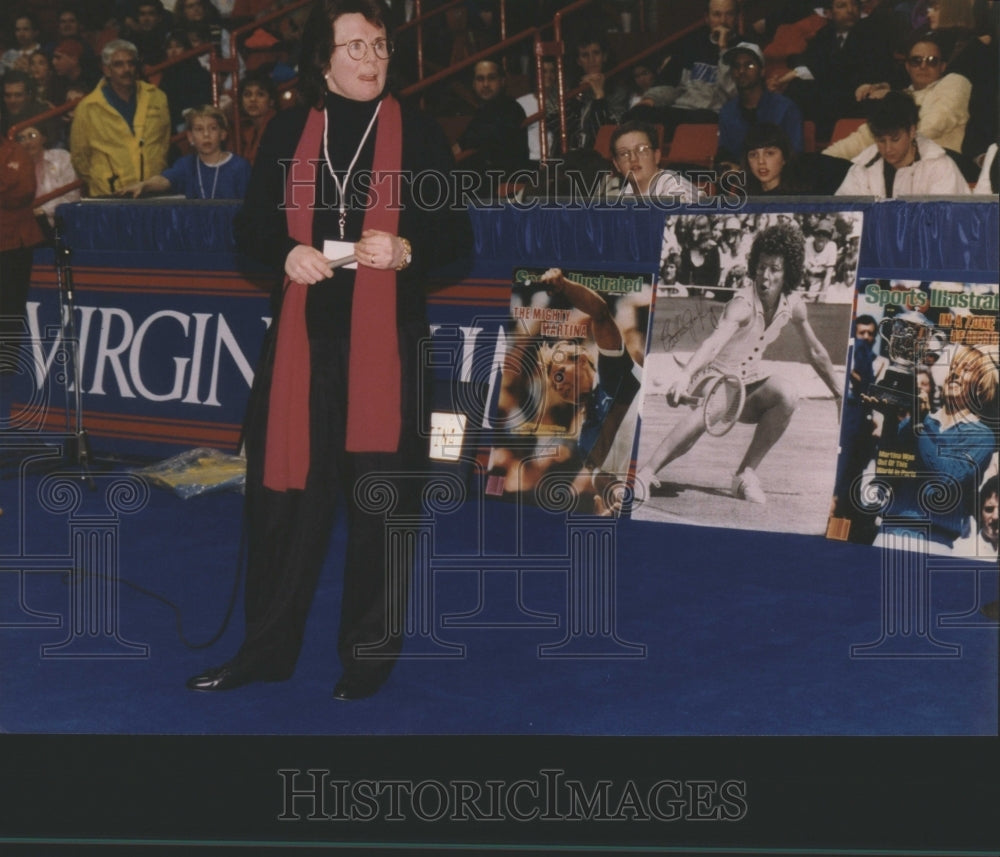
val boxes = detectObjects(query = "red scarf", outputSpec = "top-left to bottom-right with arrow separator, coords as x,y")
263,95 -> 403,491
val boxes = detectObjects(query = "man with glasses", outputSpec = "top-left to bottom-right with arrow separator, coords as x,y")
452,59 -> 529,179
69,39 -> 170,196
716,41 -> 803,169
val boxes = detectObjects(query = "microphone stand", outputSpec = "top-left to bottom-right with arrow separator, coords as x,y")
52,218 -> 94,489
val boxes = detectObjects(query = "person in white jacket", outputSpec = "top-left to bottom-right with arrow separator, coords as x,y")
835,90 -> 970,197
825,32 -> 970,161
973,143 -> 997,194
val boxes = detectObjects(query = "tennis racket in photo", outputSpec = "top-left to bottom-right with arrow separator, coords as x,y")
674,372 -> 746,436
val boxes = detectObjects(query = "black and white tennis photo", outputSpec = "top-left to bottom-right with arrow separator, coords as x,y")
632,211 -> 862,535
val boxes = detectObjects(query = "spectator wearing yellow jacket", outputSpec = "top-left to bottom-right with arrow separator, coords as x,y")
70,39 -> 170,197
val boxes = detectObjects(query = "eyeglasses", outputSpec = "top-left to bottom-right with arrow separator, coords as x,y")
334,38 -> 393,61
613,143 -> 654,161
906,54 -> 941,67
15,130 -> 41,142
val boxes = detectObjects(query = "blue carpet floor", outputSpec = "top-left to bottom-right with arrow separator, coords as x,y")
0,444 -> 996,736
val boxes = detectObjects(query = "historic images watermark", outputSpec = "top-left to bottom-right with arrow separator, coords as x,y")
277,768 -> 748,823
277,161 -> 748,212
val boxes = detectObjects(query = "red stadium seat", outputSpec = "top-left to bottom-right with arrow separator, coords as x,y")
593,124 -> 618,161
664,123 -> 718,167
803,120 -> 817,153
829,117 -> 867,145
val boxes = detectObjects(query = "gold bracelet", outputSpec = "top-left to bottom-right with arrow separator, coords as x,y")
395,237 -> 412,271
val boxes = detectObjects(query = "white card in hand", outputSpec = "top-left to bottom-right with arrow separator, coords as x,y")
323,239 -> 358,270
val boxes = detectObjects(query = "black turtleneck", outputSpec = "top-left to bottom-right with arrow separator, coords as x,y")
309,92 -> 383,337
313,91 -> 381,248
233,88 -> 472,339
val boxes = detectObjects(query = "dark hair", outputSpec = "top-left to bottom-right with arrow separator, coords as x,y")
904,29 -> 945,56
240,67 -> 278,104
867,90 -> 920,136
575,30 -> 610,56
748,223 -> 805,294
175,0 -> 222,24
744,122 -> 792,161
981,475 -> 1000,506
183,22 -> 213,43
133,0 -> 165,14
742,122 -> 803,194
610,119 -> 659,154
854,314 -> 878,331
472,58 -> 503,79
915,366 -> 938,405
13,11 -> 41,30
2,69 -> 36,98
164,28 -> 193,50
299,0 -> 391,109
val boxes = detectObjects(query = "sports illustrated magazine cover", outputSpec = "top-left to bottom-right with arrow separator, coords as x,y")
478,266 -> 652,515
827,279 -> 999,557
632,211 -> 861,534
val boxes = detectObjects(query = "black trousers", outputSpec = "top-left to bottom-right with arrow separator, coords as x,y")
237,322 -> 428,682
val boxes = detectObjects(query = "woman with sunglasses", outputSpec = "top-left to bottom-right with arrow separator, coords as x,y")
825,32 -> 970,160
186,0 -> 471,702
922,0 -> 997,167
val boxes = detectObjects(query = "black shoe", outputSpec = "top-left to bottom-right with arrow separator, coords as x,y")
186,659 -> 291,692
332,672 -> 385,701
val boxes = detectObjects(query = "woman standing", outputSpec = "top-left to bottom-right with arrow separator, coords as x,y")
186,0 -> 471,701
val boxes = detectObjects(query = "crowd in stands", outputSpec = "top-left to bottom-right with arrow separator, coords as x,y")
2,0 -> 997,243
659,210 -> 862,303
